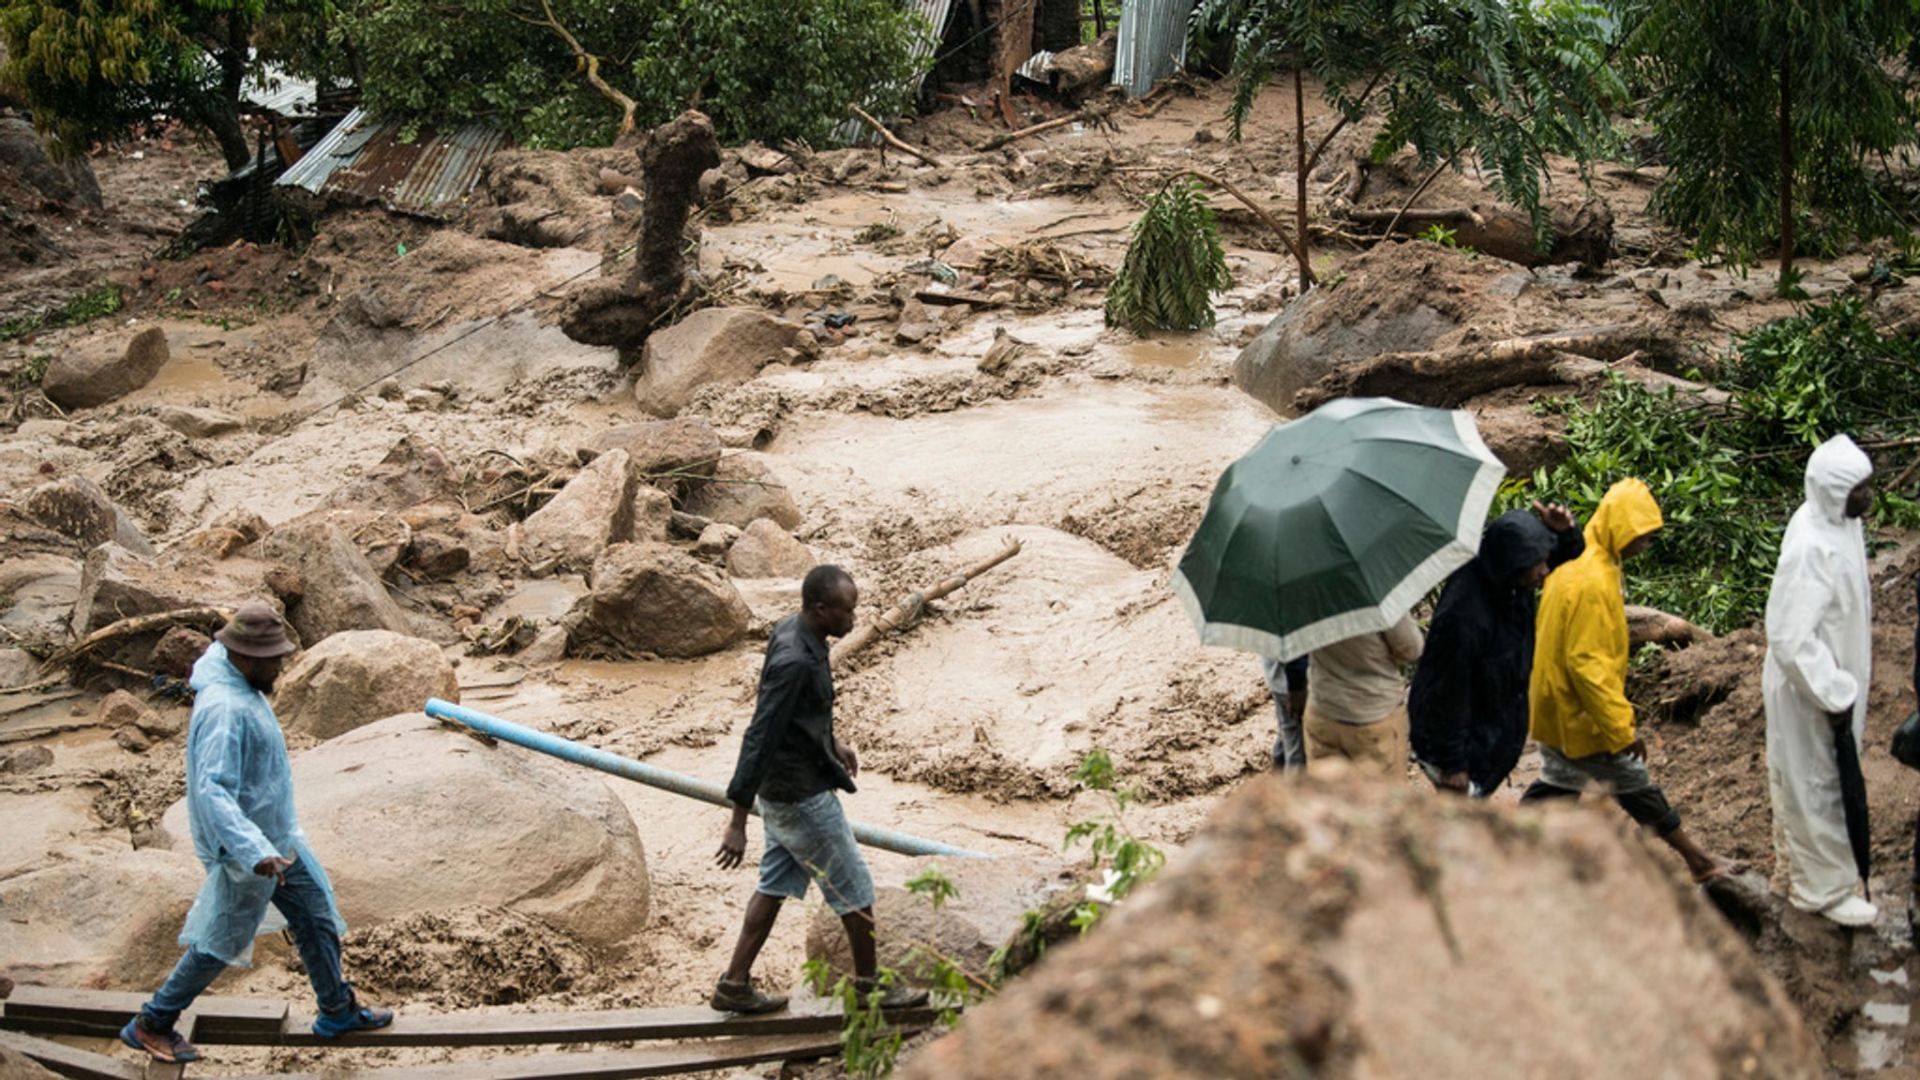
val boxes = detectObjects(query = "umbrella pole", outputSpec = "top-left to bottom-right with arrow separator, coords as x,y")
831,538 -> 1023,666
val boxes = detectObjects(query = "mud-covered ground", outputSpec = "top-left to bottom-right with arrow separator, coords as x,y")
2,77 -> 1919,1076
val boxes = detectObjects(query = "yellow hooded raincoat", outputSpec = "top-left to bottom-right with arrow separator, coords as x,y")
1529,479 -> 1664,758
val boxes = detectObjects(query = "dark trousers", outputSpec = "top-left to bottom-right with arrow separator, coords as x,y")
1520,779 -> 1683,837
139,859 -> 352,1033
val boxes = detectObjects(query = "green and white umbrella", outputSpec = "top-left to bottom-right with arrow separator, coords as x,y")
1173,397 -> 1505,659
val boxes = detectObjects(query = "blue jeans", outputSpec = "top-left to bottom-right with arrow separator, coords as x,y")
756,790 -> 875,915
140,859 -> 353,1032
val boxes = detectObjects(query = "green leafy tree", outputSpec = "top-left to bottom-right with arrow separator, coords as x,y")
1105,178 -> 1232,333
347,0 -> 928,149
1621,0 -> 1919,282
0,0 -> 300,168
1195,0 -> 1625,285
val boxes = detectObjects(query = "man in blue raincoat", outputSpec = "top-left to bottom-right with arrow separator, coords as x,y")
120,603 -> 392,1064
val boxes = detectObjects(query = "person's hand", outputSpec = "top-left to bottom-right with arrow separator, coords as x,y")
1532,500 -> 1576,534
1623,737 -> 1648,762
715,820 -> 748,870
1436,770 -> 1471,794
834,737 -> 860,779
253,856 -> 293,884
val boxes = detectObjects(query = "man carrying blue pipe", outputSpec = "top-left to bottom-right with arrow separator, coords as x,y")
120,603 -> 392,1064
711,565 -> 929,1014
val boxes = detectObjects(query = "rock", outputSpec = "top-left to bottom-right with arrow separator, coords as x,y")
523,450 -> 638,570
172,527 -> 250,560
0,646 -> 39,686
0,1043 -> 61,1080
725,519 -> 815,580
407,532 -> 471,579
521,625 -> 569,665
69,543 -> 276,637
634,307 -> 809,418
0,745 -> 54,773
2,848 -> 207,989
0,115 -> 102,207
696,522 -> 741,558
1232,244 -> 1502,415
322,437 -> 457,513
42,326 -> 170,410
900,778 -> 1821,1080
210,508 -> 269,544
581,418 -> 723,496
23,474 -> 154,556
681,454 -> 803,531
114,725 -> 152,753
571,543 -> 750,658
147,627 -> 212,678
274,630 -> 459,741
161,713 -> 651,947
0,553 -> 81,640
261,520 -> 411,646
807,857 -> 1080,987
154,405 -> 242,438
99,689 -> 152,729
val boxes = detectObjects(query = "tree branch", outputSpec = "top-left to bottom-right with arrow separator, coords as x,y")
528,0 -> 637,135
1302,69 -> 1385,178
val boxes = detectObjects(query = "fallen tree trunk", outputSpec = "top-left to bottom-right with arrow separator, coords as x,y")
1627,604 -> 1708,648
830,538 -> 1023,666
850,104 -> 945,167
1292,322 -> 1694,411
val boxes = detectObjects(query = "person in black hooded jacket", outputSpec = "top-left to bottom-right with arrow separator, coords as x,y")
1409,502 -> 1583,796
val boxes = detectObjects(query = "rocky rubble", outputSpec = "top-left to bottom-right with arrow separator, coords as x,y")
274,630 -> 459,740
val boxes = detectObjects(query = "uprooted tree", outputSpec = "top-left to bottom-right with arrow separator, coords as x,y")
1194,0 -> 1625,286
1621,0 -> 1919,282
559,110 -> 720,352
344,0 -> 928,148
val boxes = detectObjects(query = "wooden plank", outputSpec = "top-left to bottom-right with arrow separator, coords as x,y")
241,1002 -> 941,1048
0,1029 -> 144,1080
245,1032 -> 852,1080
2,985 -> 287,1034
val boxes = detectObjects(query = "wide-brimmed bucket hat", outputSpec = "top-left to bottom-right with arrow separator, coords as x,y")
215,602 -> 297,659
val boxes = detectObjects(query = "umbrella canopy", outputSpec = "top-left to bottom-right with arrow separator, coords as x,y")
1173,397 -> 1505,659
1832,722 -> 1873,900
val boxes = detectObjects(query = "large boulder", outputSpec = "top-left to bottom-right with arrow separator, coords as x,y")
68,543 -> 277,636
581,418 -> 723,496
274,630 -> 458,740
902,777 -> 1822,1080
321,437 -> 458,513
0,552 -> 80,640
681,453 -> 803,530
0,115 -> 102,208
520,450 -> 671,570
2,849 -> 206,990
41,327 -> 170,410
261,519 -> 411,645
634,307 -> 808,417
570,542 -> 749,658
158,713 -> 651,948
23,474 -> 153,556
1232,243 -> 1510,415
807,857 -> 1080,987
724,518 -> 815,580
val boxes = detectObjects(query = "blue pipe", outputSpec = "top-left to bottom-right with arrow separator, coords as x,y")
425,699 -> 987,859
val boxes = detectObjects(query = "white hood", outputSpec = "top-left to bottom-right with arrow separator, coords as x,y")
1803,434 -> 1873,526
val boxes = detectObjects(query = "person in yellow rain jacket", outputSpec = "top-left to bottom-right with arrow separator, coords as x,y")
1521,478 -> 1743,883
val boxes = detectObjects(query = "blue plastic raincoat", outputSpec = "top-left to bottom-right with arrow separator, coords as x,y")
177,643 -> 344,966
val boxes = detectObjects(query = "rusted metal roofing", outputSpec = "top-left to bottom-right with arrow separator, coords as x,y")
243,66 -> 317,118
275,108 -> 510,219
1113,0 -> 1195,98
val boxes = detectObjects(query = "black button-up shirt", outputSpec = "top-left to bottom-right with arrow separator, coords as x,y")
725,614 -> 855,808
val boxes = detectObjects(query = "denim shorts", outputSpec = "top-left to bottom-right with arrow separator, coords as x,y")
756,790 -> 875,915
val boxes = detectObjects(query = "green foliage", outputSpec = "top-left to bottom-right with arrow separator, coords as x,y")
802,962 -> 907,1080
1195,0 -> 1626,247
349,0 -> 927,149
0,284 -> 122,342
1105,179 -> 1231,333
1622,0 -> 1918,273
12,353 -> 51,390
1504,298 -> 1920,631
1063,749 -> 1167,932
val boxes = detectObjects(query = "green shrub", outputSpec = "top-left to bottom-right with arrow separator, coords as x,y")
1105,179 -> 1231,333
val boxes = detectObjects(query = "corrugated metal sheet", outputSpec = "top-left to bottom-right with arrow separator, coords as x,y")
1113,0 -> 1195,98
275,108 -> 510,219
244,67 -> 316,117
832,0 -> 959,146
1015,49 -> 1057,84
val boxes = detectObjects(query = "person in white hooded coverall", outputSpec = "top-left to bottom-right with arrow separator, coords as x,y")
1766,435 -> 1878,927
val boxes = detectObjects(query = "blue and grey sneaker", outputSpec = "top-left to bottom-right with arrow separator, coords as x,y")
311,1001 -> 395,1038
